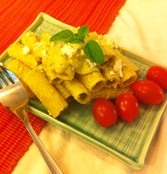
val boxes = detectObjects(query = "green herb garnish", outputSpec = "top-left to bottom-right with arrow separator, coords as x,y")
50,26 -> 104,64
83,40 -> 104,65
76,26 -> 89,41
50,26 -> 89,43
50,29 -> 74,42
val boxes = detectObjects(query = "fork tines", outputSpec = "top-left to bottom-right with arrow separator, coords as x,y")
0,65 -> 15,89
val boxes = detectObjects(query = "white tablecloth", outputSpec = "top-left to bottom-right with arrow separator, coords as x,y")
12,0 -> 167,173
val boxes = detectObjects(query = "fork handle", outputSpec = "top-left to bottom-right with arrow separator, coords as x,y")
24,121 -> 63,174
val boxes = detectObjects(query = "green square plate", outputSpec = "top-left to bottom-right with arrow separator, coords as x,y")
1,12 -> 167,170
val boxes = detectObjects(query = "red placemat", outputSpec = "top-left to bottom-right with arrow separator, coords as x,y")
0,0 -> 126,173
0,104 -> 46,174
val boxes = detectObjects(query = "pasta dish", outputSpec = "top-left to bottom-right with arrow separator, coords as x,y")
6,27 -> 139,117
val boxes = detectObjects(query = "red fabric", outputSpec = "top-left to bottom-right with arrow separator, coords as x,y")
0,104 -> 46,174
0,0 -> 126,173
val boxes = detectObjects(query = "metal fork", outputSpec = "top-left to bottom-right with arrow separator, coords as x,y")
0,65 -> 63,174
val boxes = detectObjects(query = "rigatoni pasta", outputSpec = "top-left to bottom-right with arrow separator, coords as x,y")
7,43 -> 38,68
21,31 -> 53,62
24,66 -> 68,117
53,82 -> 71,100
114,49 -> 139,72
120,65 -> 138,87
21,31 -> 39,48
63,79 -> 91,104
92,87 -> 131,99
76,71 -> 106,92
6,59 -> 35,98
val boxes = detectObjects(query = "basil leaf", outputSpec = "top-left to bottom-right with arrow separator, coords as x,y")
77,26 -> 89,40
69,37 -> 83,43
50,29 -> 74,42
50,26 -> 89,43
83,40 -> 104,64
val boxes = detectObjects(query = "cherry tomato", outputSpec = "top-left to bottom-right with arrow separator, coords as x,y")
146,65 -> 167,89
116,93 -> 140,122
92,98 -> 118,128
131,80 -> 164,105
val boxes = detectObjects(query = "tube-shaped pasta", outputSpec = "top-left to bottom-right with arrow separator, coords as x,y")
40,32 -> 52,41
7,59 -> 31,77
63,79 -> 91,104
24,66 -> 68,117
102,67 -> 121,88
21,31 -> 39,48
92,87 -> 131,99
6,59 -> 35,98
76,71 -> 106,92
114,50 -> 139,72
7,43 -> 38,68
21,31 -> 52,62
120,65 -> 138,87
53,82 -> 71,100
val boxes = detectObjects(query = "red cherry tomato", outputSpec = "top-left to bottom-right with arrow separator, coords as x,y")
131,80 -> 164,105
146,65 -> 167,89
116,93 -> 140,122
92,98 -> 118,128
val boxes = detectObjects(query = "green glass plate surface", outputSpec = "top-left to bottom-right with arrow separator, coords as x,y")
1,12 -> 167,170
